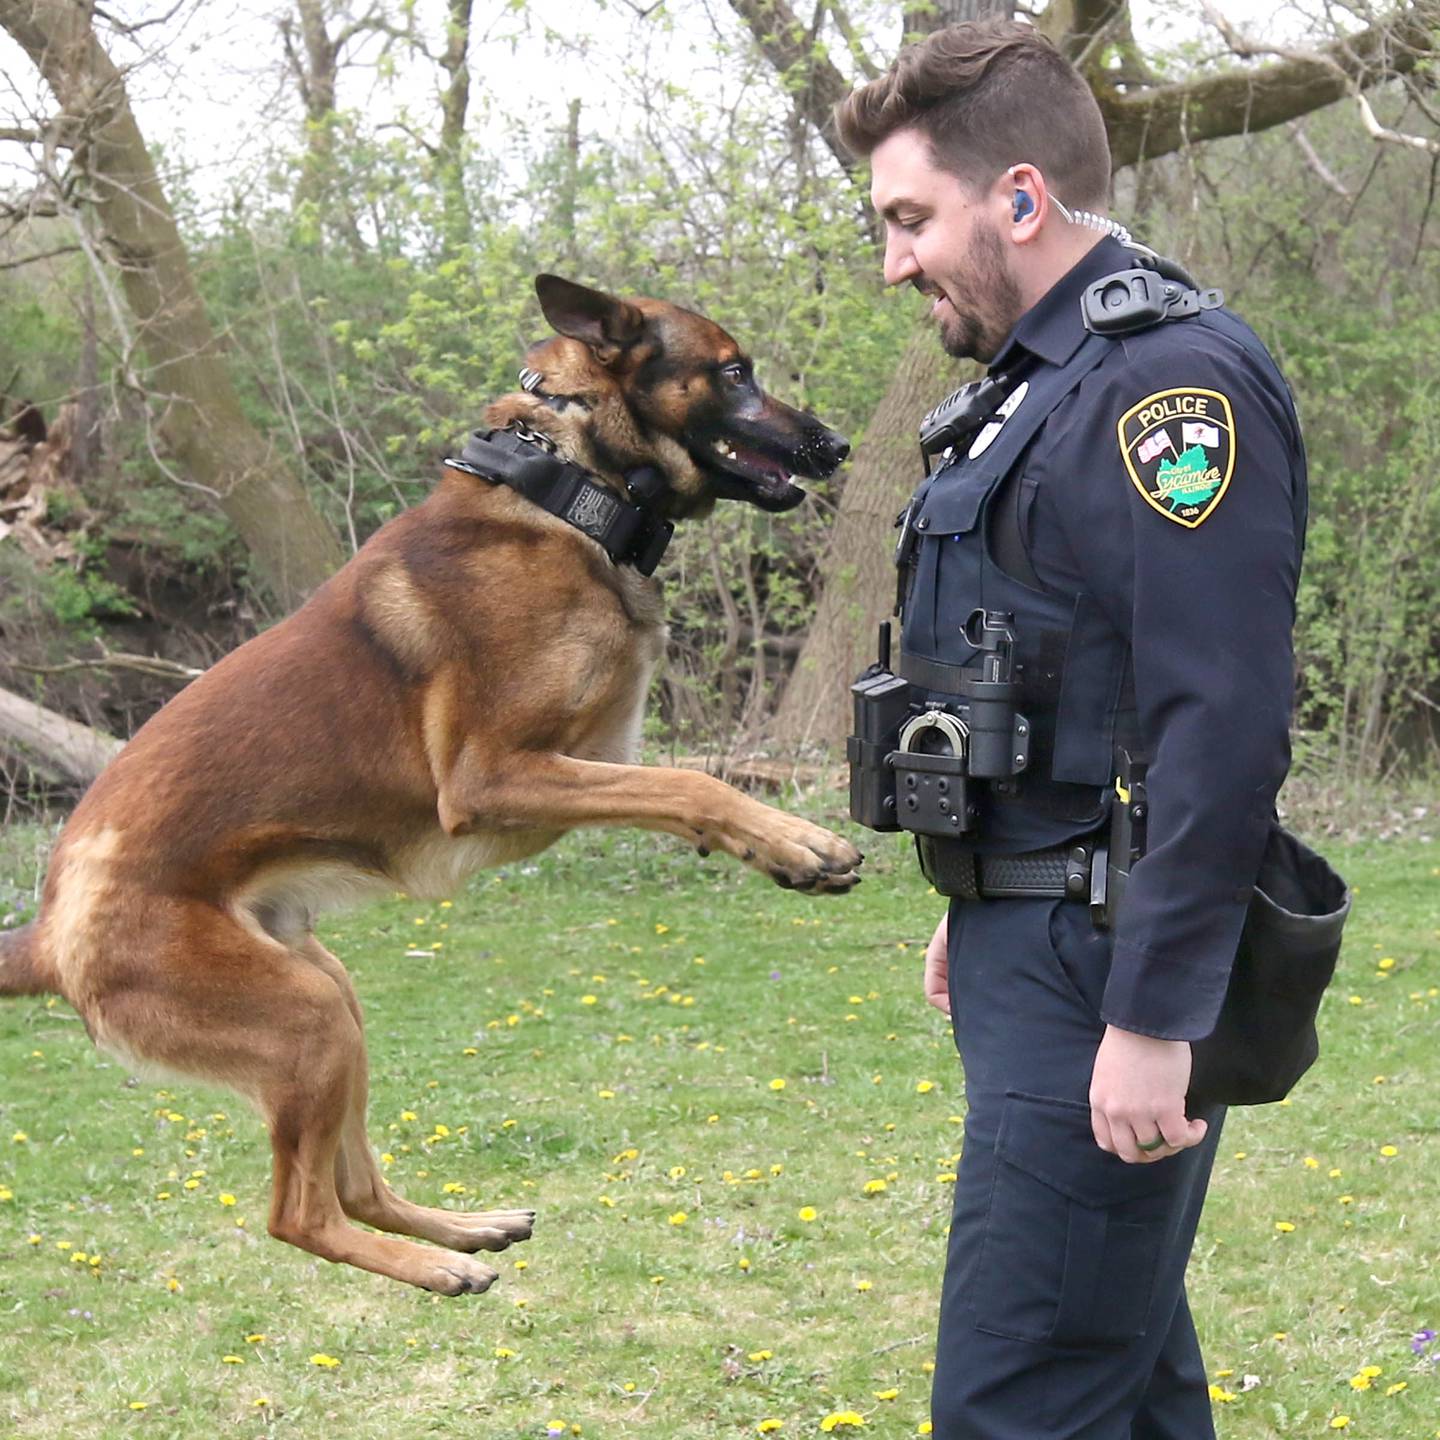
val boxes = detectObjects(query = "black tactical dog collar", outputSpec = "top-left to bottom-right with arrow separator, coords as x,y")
444,425 -> 675,577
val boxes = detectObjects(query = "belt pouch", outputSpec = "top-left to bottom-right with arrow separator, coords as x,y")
1188,826 -> 1351,1109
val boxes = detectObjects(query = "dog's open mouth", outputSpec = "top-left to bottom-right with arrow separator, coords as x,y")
698,436 -> 807,513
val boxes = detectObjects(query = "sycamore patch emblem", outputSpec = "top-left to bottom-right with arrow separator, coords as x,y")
1118,386 -> 1235,528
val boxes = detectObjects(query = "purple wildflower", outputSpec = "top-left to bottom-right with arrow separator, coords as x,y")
1411,1328 -> 1436,1355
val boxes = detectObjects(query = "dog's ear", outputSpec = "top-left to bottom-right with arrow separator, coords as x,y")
535,275 -> 645,365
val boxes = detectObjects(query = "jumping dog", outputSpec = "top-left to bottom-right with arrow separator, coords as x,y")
0,276 -> 863,1295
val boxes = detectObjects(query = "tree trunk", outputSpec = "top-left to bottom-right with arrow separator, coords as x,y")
771,326 -> 963,749
0,0 -> 345,611
284,0 -> 366,253
0,683 -> 121,787
769,2 -> 1007,751
437,0 -> 474,252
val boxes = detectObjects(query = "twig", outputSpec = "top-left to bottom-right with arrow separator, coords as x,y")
13,650 -> 202,682
1286,122 -> 1350,198
0,244 -> 83,271
869,1335 -> 928,1356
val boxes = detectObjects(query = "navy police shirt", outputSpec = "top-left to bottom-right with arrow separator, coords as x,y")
985,237 -> 1306,1041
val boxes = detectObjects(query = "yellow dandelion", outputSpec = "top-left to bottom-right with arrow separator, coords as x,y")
863,1179 -> 888,1195
1208,1384 -> 1237,1402
915,1080 -> 935,1094
757,1422 -> 784,1435
873,1388 -> 899,1400
128,1401 -> 149,1411
820,1413 -> 866,1432
1379,1144 -> 1398,1157
768,1078 -> 786,1091
581,995 -> 597,1006
245,1334 -> 265,1344
855,1280 -> 873,1292
222,1355 -> 245,1365
1385,1381 -> 1407,1396
12,1131 -> 28,1143
0,1187 -> 12,1202
797,1206 -> 817,1223
748,1349 -> 773,1363
400,1110 -> 417,1122
668,1211 -> 688,1226
309,1353 -> 340,1368
494,1346 -> 516,1359
219,1193 -> 237,1206
1274,1221 -> 1296,1233
738,1257 -> 752,1271
669,1165 -> 687,1179
597,1089 -> 615,1099
1329,1418 -> 1350,1430
918,1424 -> 933,1436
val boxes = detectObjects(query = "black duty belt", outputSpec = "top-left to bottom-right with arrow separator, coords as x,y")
918,838 -> 1099,902
899,650 -> 968,693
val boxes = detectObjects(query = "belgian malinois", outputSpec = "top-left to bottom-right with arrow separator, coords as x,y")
0,276 -> 863,1295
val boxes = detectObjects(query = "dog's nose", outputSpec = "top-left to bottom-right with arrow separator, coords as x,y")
824,430 -> 851,466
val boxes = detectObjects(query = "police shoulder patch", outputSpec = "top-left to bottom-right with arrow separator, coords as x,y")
1117,386 -> 1235,528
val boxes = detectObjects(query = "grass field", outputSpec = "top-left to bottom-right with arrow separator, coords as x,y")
1,807 -> 1436,1439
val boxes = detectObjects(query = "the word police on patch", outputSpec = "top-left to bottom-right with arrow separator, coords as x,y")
1118,386 -> 1235,528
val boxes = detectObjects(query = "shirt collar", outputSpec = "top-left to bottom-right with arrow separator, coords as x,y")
990,235 -> 1132,372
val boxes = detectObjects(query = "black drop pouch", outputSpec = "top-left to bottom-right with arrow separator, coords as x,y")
1188,827 -> 1351,1111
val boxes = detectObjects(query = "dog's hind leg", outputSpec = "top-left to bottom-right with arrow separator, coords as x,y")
298,937 -> 536,1256
87,909 -> 500,1295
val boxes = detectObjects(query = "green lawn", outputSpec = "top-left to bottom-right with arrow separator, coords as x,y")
1,811 -> 1436,1439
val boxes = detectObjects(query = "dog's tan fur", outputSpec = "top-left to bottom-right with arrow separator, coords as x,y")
0,278 -> 861,1295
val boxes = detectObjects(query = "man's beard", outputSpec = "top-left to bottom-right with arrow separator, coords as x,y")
935,223 -> 1022,363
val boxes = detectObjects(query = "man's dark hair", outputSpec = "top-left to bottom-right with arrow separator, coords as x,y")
835,19 -> 1111,210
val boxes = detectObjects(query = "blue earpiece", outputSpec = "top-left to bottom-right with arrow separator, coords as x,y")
1012,191 -> 1035,223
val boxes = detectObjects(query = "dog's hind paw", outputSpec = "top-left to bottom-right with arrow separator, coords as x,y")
446,1208 -> 536,1254
425,1254 -> 500,1296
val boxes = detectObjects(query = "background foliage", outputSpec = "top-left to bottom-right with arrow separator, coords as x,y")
1,0 -> 1437,797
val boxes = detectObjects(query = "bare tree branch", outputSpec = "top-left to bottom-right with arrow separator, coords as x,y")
1287,120 -> 1351,197
13,649 -> 202,683
827,0 -> 879,80
724,0 -> 857,177
0,243 -> 83,270
1100,2 -> 1440,170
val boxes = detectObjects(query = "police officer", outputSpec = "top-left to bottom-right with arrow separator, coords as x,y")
836,20 -> 1307,1440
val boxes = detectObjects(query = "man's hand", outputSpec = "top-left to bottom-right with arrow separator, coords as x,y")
1089,1025 -> 1207,1163
924,912 -> 950,1016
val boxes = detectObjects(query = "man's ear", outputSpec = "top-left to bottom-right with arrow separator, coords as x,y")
535,275 -> 645,364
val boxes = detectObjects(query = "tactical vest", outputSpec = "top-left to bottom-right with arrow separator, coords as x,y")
896,309 -> 1304,856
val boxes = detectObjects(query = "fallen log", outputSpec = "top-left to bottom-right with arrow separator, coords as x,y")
0,683 -> 122,787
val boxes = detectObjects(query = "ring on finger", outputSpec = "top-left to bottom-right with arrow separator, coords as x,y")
1137,1134 -> 1167,1153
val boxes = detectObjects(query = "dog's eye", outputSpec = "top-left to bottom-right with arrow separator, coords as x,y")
721,363 -> 747,383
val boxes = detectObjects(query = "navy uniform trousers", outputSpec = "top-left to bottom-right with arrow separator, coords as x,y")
931,895 -> 1224,1440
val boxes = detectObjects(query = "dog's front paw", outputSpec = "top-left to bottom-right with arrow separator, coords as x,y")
748,814 -> 864,895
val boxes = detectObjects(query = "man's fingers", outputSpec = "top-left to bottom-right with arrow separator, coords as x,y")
1091,1108 -> 1116,1156
923,912 -> 950,1016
